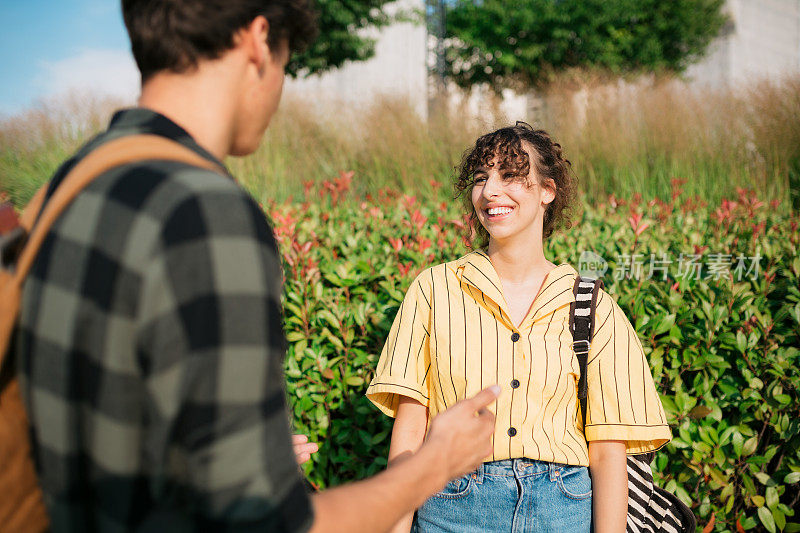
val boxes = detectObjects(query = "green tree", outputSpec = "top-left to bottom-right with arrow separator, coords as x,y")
287,0 -> 396,76
444,0 -> 728,89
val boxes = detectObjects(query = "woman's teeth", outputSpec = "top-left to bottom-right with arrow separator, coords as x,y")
487,207 -> 512,216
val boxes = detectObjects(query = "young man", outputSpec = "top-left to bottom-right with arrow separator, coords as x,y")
13,1 -> 499,531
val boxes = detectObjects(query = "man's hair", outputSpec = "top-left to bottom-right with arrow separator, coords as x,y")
122,0 -> 318,82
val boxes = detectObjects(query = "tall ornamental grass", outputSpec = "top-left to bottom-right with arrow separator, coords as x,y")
2,76 -> 799,210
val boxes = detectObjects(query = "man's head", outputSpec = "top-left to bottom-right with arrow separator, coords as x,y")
122,0 -> 316,83
122,0 -> 317,155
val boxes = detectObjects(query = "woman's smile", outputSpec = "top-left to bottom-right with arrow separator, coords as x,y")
485,205 -> 515,220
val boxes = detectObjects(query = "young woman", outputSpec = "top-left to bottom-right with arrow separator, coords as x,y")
366,123 -> 671,533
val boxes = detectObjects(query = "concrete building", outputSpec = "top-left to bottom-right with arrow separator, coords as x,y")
283,0 -> 428,118
686,0 -> 800,88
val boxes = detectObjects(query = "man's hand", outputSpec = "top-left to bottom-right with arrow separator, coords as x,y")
293,434 -> 319,465
419,385 -> 500,484
308,386 -> 499,533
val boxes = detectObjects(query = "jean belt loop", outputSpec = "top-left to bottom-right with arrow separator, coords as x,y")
474,462 -> 484,484
548,462 -> 558,482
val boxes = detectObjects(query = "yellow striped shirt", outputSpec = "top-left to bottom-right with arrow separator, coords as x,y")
366,250 -> 671,466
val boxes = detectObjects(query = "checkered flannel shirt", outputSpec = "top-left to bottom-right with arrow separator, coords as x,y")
13,108 -> 312,532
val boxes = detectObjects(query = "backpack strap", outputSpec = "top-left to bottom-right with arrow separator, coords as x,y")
569,276 -> 603,433
0,134 -> 224,362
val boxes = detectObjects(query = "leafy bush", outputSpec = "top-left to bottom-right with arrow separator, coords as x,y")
444,0 -> 727,89
276,178 -> 799,532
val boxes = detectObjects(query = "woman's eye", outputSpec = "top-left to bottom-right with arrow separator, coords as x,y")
473,175 -> 487,183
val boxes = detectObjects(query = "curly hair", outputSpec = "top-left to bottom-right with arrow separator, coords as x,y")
454,122 -> 577,247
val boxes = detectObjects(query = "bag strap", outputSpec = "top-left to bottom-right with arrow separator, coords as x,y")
0,134 -> 224,367
12,134 -> 224,286
569,276 -> 603,433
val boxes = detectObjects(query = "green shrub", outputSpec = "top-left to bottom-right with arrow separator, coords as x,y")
277,180 -> 800,532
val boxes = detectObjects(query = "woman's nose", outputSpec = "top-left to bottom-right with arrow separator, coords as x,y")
482,174 -> 501,198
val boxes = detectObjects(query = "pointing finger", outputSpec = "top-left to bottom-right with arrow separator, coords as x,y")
466,385 -> 501,412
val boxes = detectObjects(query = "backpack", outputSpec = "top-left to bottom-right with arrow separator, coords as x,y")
570,276 -> 697,533
0,134 -> 222,533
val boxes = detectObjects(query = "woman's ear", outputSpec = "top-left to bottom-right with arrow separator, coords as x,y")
542,178 -> 557,205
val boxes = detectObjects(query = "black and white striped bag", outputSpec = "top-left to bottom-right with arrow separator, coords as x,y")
569,277 -> 696,533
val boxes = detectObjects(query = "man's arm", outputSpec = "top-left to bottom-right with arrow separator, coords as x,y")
588,440 -> 628,533
309,386 -> 499,533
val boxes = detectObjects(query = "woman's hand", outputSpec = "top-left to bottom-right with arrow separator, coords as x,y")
293,434 -> 319,465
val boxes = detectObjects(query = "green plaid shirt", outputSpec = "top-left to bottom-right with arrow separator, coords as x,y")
14,109 -> 312,532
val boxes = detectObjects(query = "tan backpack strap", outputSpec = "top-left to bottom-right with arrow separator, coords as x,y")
19,186 -> 48,232
13,134 -> 225,285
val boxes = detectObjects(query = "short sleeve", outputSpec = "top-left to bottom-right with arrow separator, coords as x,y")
584,289 -> 672,455
366,272 -> 432,417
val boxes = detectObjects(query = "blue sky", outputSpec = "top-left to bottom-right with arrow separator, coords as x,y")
0,0 -> 139,117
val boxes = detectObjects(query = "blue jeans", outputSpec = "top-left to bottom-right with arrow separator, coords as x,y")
413,459 -> 592,533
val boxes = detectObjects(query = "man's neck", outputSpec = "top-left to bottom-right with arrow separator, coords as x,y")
137,61 -> 243,162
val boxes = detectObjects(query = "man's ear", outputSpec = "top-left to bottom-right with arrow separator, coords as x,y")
241,15 -> 270,75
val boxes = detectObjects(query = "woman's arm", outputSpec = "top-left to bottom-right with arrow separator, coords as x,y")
387,396 -> 429,533
588,440 -> 628,533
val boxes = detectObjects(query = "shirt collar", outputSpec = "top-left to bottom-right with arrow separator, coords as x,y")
108,108 -> 228,172
455,250 -> 578,325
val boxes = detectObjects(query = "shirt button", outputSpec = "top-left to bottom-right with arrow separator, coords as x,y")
508,427 -> 517,437
511,379 -> 520,389
511,332 -> 520,342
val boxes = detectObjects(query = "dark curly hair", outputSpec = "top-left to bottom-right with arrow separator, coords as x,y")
455,122 -> 577,247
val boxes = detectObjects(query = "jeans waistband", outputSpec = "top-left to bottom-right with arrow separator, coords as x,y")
475,459 -> 586,482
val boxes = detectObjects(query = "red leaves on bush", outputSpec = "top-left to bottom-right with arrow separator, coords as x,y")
303,180 -> 314,199
417,237 -> 432,253
318,171 -> 355,203
702,512 -> 715,533
336,170 -> 353,192
388,237 -> 403,252
628,212 -> 650,237
671,177 -> 686,202
401,194 -> 417,211
292,240 -> 313,256
409,209 -> 427,231
271,209 -> 298,245
751,221 -> 766,242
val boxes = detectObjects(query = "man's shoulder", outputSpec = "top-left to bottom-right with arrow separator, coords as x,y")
84,157 -> 254,223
